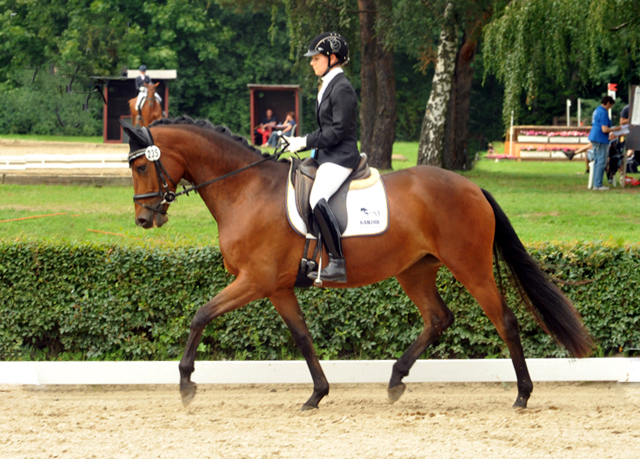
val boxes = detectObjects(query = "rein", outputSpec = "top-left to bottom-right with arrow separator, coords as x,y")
129,129 -> 288,215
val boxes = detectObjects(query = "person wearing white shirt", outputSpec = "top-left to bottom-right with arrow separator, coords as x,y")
285,32 -> 360,283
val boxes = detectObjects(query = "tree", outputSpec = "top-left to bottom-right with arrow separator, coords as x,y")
483,0 -> 640,127
398,0 -> 500,169
441,1 -> 496,170
357,0 -> 396,169
416,2 -> 457,167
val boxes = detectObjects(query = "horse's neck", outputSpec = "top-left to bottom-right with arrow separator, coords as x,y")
176,134 -> 282,219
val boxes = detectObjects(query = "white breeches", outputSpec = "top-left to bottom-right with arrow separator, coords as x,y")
309,162 -> 353,209
136,90 -> 162,110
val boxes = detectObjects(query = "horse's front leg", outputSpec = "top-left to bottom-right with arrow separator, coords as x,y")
270,289 -> 329,410
179,275 -> 262,405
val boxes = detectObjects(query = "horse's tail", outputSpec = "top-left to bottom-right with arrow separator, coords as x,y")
481,189 -> 593,358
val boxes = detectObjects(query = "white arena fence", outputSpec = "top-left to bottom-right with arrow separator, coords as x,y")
1,358 -> 639,385
0,153 -> 128,170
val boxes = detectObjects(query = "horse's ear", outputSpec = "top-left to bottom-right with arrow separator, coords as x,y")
120,119 -> 132,132
120,120 -> 136,142
119,120 -> 148,149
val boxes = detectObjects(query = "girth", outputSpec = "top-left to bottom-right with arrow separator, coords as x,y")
290,153 -> 371,234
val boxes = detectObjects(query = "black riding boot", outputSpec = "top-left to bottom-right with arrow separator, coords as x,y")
307,198 -> 347,283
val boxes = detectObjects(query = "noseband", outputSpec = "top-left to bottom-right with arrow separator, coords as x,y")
128,127 -> 285,216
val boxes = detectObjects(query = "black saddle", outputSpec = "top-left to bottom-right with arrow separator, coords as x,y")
290,154 -> 371,235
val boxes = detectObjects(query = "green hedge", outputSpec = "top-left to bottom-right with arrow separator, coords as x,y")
1,241 -> 639,361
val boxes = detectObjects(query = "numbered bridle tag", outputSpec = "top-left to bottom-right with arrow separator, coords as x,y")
145,146 -> 161,161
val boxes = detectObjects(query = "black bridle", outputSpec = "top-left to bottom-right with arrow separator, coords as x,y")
128,128 -> 289,215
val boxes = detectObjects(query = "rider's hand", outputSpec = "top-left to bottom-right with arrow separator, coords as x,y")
285,136 -> 307,153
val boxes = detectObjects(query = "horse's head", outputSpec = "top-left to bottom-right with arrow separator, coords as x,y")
144,82 -> 160,101
121,122 -> 184,229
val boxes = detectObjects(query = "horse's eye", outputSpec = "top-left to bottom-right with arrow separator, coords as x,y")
136,164 -> 147,174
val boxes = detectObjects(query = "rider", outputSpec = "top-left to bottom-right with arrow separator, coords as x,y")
134,65 -> 164,121
285,32 -> 360,283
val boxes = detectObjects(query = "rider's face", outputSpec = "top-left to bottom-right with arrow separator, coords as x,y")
310,54 -> 329,77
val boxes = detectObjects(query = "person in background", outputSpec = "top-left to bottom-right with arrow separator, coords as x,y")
284,32 -> 359,283
618,104 -> 638,174
267,112 -> 296,147
255,109 -> 277,146
620,104 -> 630,125
587,96 -> 621,190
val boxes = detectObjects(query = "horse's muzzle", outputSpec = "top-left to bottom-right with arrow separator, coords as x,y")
135,208 -> 168,229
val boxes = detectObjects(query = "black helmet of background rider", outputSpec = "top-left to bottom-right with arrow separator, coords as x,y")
303,32 -> 350,77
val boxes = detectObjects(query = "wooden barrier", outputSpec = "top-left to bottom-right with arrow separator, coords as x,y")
504,125 -> 591,160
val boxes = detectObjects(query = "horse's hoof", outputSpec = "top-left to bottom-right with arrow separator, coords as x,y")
180,382 -> 197,406
512,395 -> 529,409
388,383 -> 406,403
300,403 -> 318,411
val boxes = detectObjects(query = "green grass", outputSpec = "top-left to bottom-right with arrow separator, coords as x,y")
463,153 -> 640,242
0,134 -> 103,143
1,140 -> 638,245
391,141 -> 419,170
0,185 -> 217,246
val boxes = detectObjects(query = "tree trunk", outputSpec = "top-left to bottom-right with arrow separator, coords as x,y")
417,2 -> 458,167
369,0 -> 395,170
358,0 -> 396,169
358,0 -> 376,156
443,35 -> 477,170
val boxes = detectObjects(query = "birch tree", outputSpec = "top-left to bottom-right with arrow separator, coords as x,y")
416,2 -> 458,166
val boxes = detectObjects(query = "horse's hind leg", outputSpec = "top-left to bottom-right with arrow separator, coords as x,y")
450,262 -> 533,408
468,282 -> 533,408
270,289 -> 329,410
389,257 -> 454,403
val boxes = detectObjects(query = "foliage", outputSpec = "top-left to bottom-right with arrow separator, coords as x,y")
483,0 -> 640,127
394,53 -> 434,141
0,69 -> 102,136
0,0 -> 510,144
1,240 -> 639,361
0,1 -> 298,137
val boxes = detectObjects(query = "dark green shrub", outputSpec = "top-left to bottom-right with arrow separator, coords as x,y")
1,241 -> 638,361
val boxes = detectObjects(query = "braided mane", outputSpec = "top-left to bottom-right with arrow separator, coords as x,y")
150,115 -> 265,156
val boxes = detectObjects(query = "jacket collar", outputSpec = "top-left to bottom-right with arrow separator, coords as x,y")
317,72 -> 345,111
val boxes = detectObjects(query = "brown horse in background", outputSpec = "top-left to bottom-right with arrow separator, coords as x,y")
128,82 -> 163,127
122,117 -> 593,411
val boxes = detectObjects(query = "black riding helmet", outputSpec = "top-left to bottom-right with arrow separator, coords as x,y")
304,32 -> 350,67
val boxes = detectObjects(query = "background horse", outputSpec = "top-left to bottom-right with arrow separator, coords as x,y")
128,82 -> 163,127
123,117 -> 593,411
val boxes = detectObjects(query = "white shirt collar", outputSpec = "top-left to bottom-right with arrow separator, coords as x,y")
318,67 -> 343,103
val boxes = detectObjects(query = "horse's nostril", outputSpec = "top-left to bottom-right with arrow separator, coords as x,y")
136,217 -> 147,227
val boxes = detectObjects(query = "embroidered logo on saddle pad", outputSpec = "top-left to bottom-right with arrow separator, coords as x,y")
286,157 -> 389,238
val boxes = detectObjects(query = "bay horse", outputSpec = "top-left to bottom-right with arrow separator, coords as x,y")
122,117 -> 593,410
128,82 -> 163,127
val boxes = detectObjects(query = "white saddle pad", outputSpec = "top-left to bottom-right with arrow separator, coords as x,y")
286,168 -> 389,238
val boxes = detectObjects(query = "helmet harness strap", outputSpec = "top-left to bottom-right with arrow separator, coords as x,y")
322,55 -> 341,77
